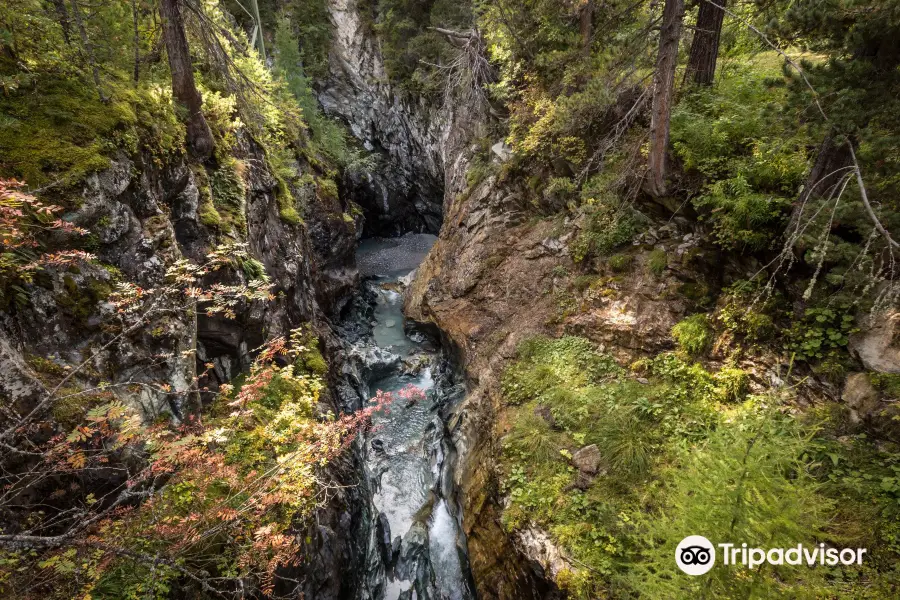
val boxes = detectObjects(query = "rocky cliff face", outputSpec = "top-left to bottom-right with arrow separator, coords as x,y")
318,0 -> 491,237
0,131 -> 366,597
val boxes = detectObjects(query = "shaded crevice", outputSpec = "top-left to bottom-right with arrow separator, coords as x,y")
342,152 -> 444,237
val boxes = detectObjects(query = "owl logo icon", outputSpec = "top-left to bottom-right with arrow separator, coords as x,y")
676,535 -> 715,575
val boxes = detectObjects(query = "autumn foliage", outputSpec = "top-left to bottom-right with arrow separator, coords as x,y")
0,178 -> 423,597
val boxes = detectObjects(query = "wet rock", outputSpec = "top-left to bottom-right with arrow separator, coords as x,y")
572,444 -> 603,475
394,521 -> 430,583
377,512 -> 394,568
318,0 -> 446,236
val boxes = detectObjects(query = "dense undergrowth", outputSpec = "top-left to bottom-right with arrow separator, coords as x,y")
499,335 -> 900,598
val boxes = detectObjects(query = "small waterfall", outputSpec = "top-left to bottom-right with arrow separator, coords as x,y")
337,234 -> 476,600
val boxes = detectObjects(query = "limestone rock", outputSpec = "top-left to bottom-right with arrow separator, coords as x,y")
491,141 -> 512,161
843,373 -> 880,423
849,312 -> 900,373
515,526 -> 572,582
572,444 -> 603,475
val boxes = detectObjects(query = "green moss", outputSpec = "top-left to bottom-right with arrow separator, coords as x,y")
676,281 -> 712,307
199,198 -> 224,227
0,68 -> 182,188
298,347 -> 328,375
51,387 -> 107,429
274,170 -> 304,225
501,336 -> 623,406
647,249 -> 667,276
278,204 -> 303,225
197,159 -> 247,233
671,313 -> 713,356
573,275 -> 598,292
26,354 -> 67,381
317,177 -> 339,201
55,275 -> 112,325
607,253 -> 632,273
870,373 -> 900,398
712,366 -> 750,403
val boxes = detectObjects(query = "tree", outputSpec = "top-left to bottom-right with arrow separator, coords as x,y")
647,0 -> 685,197
684,0 -> 726,85
158,0 -> 215,159
69,0 -> 107,102
630,408 -> 833,598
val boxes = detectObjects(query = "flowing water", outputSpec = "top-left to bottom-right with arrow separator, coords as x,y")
342,234 -> 475,600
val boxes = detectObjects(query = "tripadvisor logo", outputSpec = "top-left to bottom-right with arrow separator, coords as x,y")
675,535 -> 867,576
676,535 -> 715,575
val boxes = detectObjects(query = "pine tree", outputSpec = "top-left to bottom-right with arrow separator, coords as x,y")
159,0 -> 215,159
630,409 -> 833,598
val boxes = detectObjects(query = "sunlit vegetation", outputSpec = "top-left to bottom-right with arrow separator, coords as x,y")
499,336 -> 900,598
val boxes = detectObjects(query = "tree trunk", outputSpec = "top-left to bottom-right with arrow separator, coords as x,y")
685,0 -> 726,85
131,0 -> 140,82
579,1 -> 594,56
646,0 -> 685,198
68,0 -> 107,102
805,134 -> 853,201
50,0 -> 72,44
158,0 -> 214,159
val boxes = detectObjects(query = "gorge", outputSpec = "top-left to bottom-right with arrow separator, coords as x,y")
2,0 -> 900,598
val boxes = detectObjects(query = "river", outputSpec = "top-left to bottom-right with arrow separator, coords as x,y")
340,234 -> 475,600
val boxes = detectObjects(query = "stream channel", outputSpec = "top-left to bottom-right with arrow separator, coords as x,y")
339,233 -> 476,600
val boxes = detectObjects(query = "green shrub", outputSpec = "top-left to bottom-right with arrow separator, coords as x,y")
236,257 -> 267,281
670,59 -> 809,251
274,17 -> 352,164
712,366 -> 749,403
871,373 -> 900,398
717,280 -> 777,342
630,409 -> 834,598
786,305 -> 856,362
671,314 -> 713,356
571,202 -> 639,263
